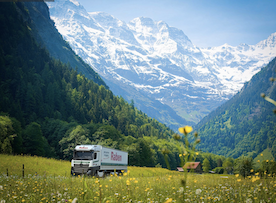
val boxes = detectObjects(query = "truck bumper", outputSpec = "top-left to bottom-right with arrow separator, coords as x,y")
71,166 -> 100,176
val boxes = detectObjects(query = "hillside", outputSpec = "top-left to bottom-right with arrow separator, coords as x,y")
195,57 -> 276,159
0,2 -> 183,169
22,2 -> 107,88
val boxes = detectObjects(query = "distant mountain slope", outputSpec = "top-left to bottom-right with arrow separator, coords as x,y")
195,57 -> 276,159
22,2 -> 107,88
47,0 -> 276,129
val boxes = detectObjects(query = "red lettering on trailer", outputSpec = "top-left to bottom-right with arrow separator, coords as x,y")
111,152 -> 122,161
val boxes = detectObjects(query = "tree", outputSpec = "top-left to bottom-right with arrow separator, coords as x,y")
202,158 -> 211,173
59,125 -> 91,160
222,157 -> 234,174
235,155 -> 254,178
22,122 -> 45,156
0,115 -> 16,154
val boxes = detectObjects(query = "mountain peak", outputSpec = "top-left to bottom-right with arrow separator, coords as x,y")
256,32 -> 276,48
130,17 -> 155,27
69,0 -> 80,6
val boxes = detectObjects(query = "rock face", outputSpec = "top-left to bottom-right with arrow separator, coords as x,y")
47,0 -> 276,129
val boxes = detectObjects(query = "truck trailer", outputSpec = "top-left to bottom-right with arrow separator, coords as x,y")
71,145 -> 128,177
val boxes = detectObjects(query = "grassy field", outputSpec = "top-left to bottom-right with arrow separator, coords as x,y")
1,154 -> 276,202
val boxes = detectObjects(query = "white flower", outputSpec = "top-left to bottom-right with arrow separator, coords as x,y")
178,187 -> 184,193
246,198 -> 252,203
0,185 -> 3,190
72,198 -> 78,203
195,189 -> 202,195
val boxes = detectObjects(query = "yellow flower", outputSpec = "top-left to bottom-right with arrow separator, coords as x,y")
179,126 -> 193,134
235,174 -> 239,177
179,154 -> 182,157
261,154 -> 263,156
237,179 -> 241,182
250,169 -> 254,173
196,152 -> 199,155
165,198 -> 173,203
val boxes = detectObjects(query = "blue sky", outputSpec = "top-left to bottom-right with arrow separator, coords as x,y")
77,0 -> 276,48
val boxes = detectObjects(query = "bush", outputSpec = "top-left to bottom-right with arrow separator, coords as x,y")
213,167 -> 224,174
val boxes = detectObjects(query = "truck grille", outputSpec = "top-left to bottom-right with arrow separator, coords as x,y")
74,164 -> 89,174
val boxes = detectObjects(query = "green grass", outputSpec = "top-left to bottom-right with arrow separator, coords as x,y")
1,154 -> 276,202
253,148 -> 274,168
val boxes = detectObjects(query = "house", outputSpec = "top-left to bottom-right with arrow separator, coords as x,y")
183,162 -> 203,173
177,167 -> 184,172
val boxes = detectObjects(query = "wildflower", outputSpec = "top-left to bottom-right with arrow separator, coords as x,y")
237,179 -> 241,182
245,198 -> 252,203
164,198 -> 173,203
0,185 -> 3,190
195,152 -> 199,155
235,174 -> 239,177
179,126 -> 193,135
252,176 -> 260,182
72,198 -> 78,203
261,154 -> 263,156
195,189 -> 202,195
178,187 -> 184,193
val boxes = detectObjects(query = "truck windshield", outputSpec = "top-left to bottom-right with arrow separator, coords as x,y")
74,151 -> 93,160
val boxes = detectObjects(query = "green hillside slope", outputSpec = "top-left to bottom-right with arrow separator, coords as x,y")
195,57 -> 276,159
22,2 -> 107,88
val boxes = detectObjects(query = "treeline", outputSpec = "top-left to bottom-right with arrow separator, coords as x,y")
195,57 -> 276,159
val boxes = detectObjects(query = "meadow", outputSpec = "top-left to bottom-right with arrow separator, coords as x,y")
1,154 -> 276,202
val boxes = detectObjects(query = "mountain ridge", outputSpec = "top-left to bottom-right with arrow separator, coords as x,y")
47,0 -> 276,129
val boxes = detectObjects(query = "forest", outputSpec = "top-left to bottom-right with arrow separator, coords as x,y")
195,57 -> 276,159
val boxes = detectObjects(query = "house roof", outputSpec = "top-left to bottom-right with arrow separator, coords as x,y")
177,167 -> 184,172
183,162 -> 201,169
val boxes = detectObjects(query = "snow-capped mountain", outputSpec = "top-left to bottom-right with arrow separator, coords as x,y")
47,0 -> 276,128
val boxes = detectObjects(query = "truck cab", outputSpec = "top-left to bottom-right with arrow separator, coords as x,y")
71,145 -> 101,176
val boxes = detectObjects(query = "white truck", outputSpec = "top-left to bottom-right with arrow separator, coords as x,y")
71,145 -> 128,177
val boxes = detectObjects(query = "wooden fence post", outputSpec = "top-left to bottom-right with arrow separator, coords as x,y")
22,164 -> 24,178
